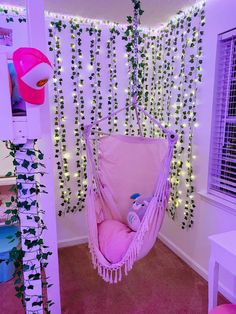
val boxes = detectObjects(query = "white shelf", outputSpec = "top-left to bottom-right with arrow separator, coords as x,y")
0,176 -> 16,186
0,221 -> 19,227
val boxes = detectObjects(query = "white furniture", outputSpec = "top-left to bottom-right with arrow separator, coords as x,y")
0,1 -> 61,312
0,177 -> 16,226
0,177 -> 16,187
208,230 -> 236,312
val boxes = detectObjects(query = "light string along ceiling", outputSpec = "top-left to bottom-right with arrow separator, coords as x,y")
0,0 -> 205,228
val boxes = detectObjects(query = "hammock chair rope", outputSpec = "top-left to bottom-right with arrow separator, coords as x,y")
84,128 -> 176,283
86,0 -> 174,138
131,0 -> 143,136
82,0 -> 178,284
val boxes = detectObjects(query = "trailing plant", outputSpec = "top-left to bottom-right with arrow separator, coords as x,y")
122,0 -> 145,104
48,23 -> 73,216
0,0 -> 206,227
47,1 -> 205,228
69,20 -> 87,212
0,6 -> 26,23
107,27 -> 120,133
86,24 -> 103,127
150,2 -> 206,228
3,141 -> 53,313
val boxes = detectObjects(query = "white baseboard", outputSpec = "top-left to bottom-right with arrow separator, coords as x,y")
58,235 -> 88,248
159,232 -> 236,304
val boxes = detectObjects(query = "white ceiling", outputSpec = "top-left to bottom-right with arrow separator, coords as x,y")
1,0 -> 198,27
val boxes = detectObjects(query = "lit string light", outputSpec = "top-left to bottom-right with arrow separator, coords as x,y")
2,1 -> 206,226
48,23 -> 72,216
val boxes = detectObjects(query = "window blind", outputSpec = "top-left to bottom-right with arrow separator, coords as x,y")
209,33 -> 236,202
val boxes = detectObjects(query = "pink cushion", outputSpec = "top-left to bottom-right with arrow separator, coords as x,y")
209,304 -> 236,314
98,135 -> 168,222
98,220 -> 135,264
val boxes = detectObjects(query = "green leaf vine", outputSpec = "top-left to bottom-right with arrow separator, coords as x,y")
45,0 -> 206,230
0,7 -> 26,23
86,24 -> 103,128
69,20 -> 87,211
107,27 -> 120,133
48,24 -> 72,216
2,141 -> 53,313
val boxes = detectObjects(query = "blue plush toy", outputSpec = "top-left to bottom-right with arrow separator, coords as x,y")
127,193 -> 151,231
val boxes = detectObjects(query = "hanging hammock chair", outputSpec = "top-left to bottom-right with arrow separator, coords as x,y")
83,0 -> 178,283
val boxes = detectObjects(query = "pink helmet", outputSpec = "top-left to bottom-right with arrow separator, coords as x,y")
13,47 -> 53,105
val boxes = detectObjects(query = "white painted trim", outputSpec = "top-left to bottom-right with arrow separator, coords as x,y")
198,191 -> 236,216
0,52 -> 14,141
159,232 -> 236,304
0,176 -> 16,186
58,236 -> 88,248
26,0 -> 62,312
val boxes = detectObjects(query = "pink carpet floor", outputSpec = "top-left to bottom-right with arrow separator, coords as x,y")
0,240 -> 228,314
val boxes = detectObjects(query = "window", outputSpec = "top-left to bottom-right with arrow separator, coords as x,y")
209,29 -> 236,203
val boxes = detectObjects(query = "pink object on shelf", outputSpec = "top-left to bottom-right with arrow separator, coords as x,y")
209,304 -> 236,314
13,47 -> 53,105
98,220 -> 135,264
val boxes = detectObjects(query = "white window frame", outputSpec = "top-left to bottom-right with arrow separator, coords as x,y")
208,28 -> 236,204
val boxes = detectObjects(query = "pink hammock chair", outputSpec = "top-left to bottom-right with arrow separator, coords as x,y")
83,103 -> 177,283
83,0 -> 177,283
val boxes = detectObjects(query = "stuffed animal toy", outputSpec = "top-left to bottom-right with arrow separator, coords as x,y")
127,193 -> 151,231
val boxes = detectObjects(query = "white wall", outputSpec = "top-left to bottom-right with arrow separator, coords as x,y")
55,2 -> 236,302
0,0 -> 234,306
52,1 -> 236,303
1,0 -> 235,303
51,23 -> 130,247
160,0 -> 236,302
47,0 -> 236,302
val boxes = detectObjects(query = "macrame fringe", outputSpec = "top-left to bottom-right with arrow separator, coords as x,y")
84,126 -> 175,284
87,198 -> 165,284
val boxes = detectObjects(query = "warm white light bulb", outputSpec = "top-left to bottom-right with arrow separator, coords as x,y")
63,152 -> 70,159
87,64 -> 94,71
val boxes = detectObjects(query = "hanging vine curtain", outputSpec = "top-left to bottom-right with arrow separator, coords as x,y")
46,1 -> 205,227
142,4 -> 206,228
0,1 -> 205,227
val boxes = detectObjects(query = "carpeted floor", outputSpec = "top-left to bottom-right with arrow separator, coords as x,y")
0,240 -> 228,314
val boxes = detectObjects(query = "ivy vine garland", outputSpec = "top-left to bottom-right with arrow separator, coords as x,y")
107,27 -> 120,133
0,6 -> 26,23
69,20 -> 87,211
0,1 -> 206,229
48,22 -> 73,216
47,1 -> 205,229
3,142 -> 53,313
86,25 -> 103,128
0,10 -> 206,314
0,6 -> 206,311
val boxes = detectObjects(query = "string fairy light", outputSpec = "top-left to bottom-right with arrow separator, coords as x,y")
0,0 -> 206,228
48,22 -> 72,216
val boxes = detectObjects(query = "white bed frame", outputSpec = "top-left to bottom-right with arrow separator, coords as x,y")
0,1 -> 61,313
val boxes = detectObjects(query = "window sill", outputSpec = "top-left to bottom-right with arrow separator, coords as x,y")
198,191 -> 236,216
